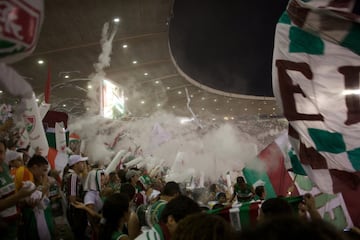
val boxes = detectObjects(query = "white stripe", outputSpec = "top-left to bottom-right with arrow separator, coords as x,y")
70,174 -> 77,196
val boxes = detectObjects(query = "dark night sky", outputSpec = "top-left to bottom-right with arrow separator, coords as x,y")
169,0 -> 289,97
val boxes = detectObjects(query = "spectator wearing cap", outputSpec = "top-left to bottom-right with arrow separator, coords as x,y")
62,155 -> 88,239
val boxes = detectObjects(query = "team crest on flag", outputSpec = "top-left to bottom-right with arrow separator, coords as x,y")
0,0 -> 43,59
25,115 -> 36,133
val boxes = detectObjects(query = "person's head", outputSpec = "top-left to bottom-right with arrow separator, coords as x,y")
216,192 -> 227,204
172,213 -> 236,240
0,140 -> 7,164
125,169 -> 140,184
120,183 -> 136,201
100,193 -> 130,240
209,183 -> 218,193
68,155 -> 87,173
162,181 -> 181,199
27,155 -> 49,182
117,169 -> 127,183
255,186 -> 266,200
5,150 -> 23,168
109,171 -> 119,183
239,216 -> 347,240
236,176 -> 245,184
160,195 -> 201,235
258,197 -> 293,222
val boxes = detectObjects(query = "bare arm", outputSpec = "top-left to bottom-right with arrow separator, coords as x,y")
0,187 -> 34,211
127,211 -> 141,240
71,201 -> 102,219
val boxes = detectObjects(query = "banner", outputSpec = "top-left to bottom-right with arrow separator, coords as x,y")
23,93 -> 48,157
272,0 -> 360,226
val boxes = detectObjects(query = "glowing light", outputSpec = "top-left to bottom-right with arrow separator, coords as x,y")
201,107 -> 205,111
224,116 -> 229,120
178,91 -> 182,95
86,107 -> 90,111
62,104 -> 66,107
166,86 -> 170,90
101,79 -> 126,119
122,44 -> 128,48
132,60 -> 137,64
230,117 -> 234,120
144,72 -> 148,76
214,99 -> 217,102
0,90 -> 3,93
37,60 -> 44,65
273,107 -> 276,110
190,94 -> 194,98
36,98 -> 39,102
87,85 -> 92,89
258,108 -> 262,111
212,118 -> 216,121
201,97 -> 205,100
64,75 -> 69,79
140,100 -> 145,104
343,89 -> 360,95
172,105 -> 176,109
180,117 -> 194,124
157,103 -> 161,107
244,108 -> 248,111
113,17 -> 120,23
155,80 -> 160,84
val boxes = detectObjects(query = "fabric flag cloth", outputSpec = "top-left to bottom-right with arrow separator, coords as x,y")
47,148 -> 67,173
208,196 -> 302,231
243,133 -> 299,199
272,0 -> 360,227
22,93 -> 49,157
55,122 -> 67,154
43,111 -> 69,149
39,102 -> 51,120
0,0 -> 44,64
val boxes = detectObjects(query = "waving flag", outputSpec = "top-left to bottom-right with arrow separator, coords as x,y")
272,0 -> 360,226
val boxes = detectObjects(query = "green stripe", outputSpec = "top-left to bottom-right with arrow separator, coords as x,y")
239,203 -> 251,228
288,150 -> 307,175
308,128 -> 346,153
278,12 -> 291,25
347,148 -> 360,170
341,23 -> 360,55
243,164 -> 277,199
289,26 -> 324,54
46,131 -> 70,149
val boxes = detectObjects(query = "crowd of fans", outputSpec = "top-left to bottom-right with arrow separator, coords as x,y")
0,139 -> 359,240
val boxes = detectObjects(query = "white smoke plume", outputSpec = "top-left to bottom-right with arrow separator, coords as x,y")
85,22 -> 118,115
